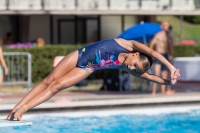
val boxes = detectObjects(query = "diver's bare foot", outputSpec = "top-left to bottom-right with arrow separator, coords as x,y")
14,107 -> 26,121
7,106 -> 23,120
6,111 -> 16,120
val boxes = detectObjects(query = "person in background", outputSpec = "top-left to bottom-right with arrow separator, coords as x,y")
0,38 -> 3,46
30,37 -> 45,47
7,37 -> 45,48
0,41 -> 9,101
3,32 -> 13,45
166,25 -> 175,94
150,21 -> 175,95
36,37 -> 45,47
0,45 -> 8,84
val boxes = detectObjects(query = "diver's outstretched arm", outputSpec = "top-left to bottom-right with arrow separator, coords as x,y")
129,40 -> 180,80
126,69 -> 178,86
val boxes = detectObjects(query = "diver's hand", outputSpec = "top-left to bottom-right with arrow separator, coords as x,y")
170,68 -> 180,81
171,78 -> 177,85
169,69 -> 180,85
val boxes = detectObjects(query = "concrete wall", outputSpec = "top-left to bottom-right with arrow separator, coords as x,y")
19,16 -> 29,42
86,19 -> 98,43
100,15 -> 137,40
52,15 -> 75,44
124,15 -> 137,30
0,16 -> 12,38
100,16 -> 122,40
26,15 -> 138,44
29,15 -> 50,44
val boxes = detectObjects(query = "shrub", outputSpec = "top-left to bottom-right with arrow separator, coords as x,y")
174,45 -> 198,57
184,16 -> 200,24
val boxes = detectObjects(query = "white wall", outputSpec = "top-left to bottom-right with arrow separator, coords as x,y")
100,16 -> 122,40
29,15 -> 50,44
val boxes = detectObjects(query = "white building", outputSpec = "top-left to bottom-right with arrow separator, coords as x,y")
0,0 -> 197,44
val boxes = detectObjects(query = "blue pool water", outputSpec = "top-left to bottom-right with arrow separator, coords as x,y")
1,110 -> 200,133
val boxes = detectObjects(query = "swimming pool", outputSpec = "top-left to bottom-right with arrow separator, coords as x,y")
1,105 -> 200,133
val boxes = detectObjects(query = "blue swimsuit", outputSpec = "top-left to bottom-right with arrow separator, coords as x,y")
76,39 -> 129,72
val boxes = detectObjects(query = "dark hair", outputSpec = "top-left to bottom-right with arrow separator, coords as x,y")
139,53 -> 153,72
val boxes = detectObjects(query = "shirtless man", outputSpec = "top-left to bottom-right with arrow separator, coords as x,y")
150,21 -> 175,95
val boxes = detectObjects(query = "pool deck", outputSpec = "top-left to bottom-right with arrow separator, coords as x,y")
0,81 -> 200,112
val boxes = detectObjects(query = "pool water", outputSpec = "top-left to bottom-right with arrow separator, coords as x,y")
1,110 -> 200,133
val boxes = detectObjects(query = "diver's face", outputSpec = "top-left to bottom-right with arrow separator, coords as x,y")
124,52 -> 144,73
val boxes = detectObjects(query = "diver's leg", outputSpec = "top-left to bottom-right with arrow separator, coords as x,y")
14,67 -> 90,120
7,50 -> 79,120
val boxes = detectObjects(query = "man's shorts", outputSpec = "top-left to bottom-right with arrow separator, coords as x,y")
154,53 -> 169,71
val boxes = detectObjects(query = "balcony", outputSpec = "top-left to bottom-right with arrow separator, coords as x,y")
0,0 -> 198,15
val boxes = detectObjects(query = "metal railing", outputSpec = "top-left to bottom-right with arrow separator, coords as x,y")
2,52 -> 32,88
0,0 -> 197,11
